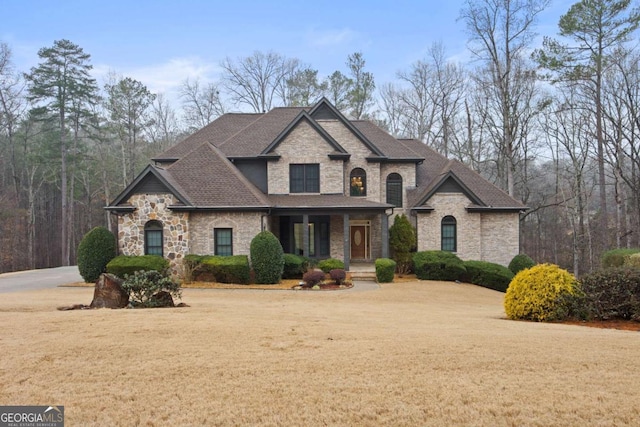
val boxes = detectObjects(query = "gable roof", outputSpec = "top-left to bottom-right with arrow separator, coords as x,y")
165,143 -> 270,209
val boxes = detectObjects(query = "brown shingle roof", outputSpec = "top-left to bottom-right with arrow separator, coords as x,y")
217,107 -> 307,157
352,121 -> 422,160
269,194 -> 391,210
165,143 -> 269,208
154,113 -> 261,160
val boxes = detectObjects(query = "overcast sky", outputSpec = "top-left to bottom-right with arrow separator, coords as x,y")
3,0 -> 575,107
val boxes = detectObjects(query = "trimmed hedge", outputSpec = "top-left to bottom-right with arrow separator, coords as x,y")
579,267 -> 640,321
601,248 -> 640,268
375,258 -> 396,283
508,254 -> 535,275
462,260 -> 514,292
318,258 -> 344,273
184,254 -> 250,284
282,253 -> 309,279
413,251 -> 466,281
106,255 -> 169,279
250,231 -> 284,284
77,226 -> 117,282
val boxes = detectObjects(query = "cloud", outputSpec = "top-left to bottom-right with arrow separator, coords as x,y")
93,56 -> 221,96
307,28 -> 359,48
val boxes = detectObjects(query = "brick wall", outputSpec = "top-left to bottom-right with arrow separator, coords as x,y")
189,211 -> 265,256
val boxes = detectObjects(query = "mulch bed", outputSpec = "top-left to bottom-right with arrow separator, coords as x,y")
293,281 -> 354,291
560,319 -> 640,332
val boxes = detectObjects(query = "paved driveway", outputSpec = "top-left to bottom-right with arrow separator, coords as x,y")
0,266 -> 82,293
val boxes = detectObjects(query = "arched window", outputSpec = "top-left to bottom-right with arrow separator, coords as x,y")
144,220 -> 163,256
350,168 -> 367,196
386,173 -> 403,207
441,216 -> 457,252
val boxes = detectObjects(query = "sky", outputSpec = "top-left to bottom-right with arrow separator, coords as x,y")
2,0 -> 576,109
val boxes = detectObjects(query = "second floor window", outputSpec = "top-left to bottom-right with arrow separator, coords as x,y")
350,168 -> 367,196
290,164 -> 320,193
386,173 -> 403,207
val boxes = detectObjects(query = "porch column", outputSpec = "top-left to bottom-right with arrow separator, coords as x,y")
381,213 -> 389,258
343,213 -> 350,271
303,214 -> 309,257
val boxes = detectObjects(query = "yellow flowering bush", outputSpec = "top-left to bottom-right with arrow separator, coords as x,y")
504,263 -> 579,322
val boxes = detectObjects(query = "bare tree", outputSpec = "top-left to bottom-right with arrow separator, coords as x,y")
221,51 -> 299,112
461,0 -> 550,197
148,93 -> 181,153
180,78 -> 226,131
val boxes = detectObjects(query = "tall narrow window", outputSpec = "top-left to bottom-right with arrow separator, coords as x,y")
214,228 -> 233,256
441,216 -> 457,252
386,173 -> 403,207
144,220 -> 163,256
290,164 -> 320,193
350,168 -> 367,196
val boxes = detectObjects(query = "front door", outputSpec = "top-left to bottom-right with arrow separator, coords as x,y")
350,225 -> 368,260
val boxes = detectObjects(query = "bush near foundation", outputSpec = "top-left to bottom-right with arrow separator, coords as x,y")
579,267 -> 640,321
375,258 -> 396,283
250,231 -> 284,284
601,248 -> 640,268
329,269 -> 346,285
412,251 -> 466,281
508,254 -> 536,275
106,255 -> 169,279
462,260 -> 514,292
318,258 -> 344,273
282,254 -> 310,279
77,226 -> 117,283
504,264 -> 579,322
303,270 -> 326,287
184,254 -> 250,284
389,214 -> 416,274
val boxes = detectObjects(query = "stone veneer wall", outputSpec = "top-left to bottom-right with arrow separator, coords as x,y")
118,194 -> 189,276
415,193 -> 519,266
188,211 -> 265,256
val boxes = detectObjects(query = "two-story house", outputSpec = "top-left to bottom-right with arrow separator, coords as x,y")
106,98 -> 525,276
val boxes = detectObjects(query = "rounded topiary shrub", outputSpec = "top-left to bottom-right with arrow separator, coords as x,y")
412,251 -> 466,281
318,258 -> 344,273
508,254 -> 536,275
250,231 -> 284,284
504,263 -> 579,322
601,248 -> 640,269
77,226 -> 117,283
375,258 -> 396,283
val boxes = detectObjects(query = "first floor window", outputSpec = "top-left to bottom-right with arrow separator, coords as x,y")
214,228 -> 233,256
441,216 -> 457,252
290,164 -> 320,193
144,220 -> 163,256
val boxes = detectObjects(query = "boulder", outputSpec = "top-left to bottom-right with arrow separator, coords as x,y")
90,273 -> 129,309
149,291 -> 175,307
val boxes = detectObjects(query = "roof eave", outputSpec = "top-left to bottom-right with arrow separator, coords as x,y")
465,206 -> 527,213
168,205 -> 271,212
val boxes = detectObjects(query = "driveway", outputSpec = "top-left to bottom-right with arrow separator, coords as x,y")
0,266 -> 82,293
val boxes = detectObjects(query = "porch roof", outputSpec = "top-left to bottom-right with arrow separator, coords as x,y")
268,194 -> 392,215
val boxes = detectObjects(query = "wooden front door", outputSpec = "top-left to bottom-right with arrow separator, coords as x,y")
350,225 -> 367,259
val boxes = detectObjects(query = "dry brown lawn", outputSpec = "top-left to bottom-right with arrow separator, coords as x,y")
1,281 -> 639,426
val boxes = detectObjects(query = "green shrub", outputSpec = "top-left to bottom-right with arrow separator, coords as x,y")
504,263 -> 579,322
375,258 -> 396,283
412,251 -> 466,281
389,214 -> 416,274
121,270 -> 181,307
624,253 -> 640,268
318,258 -> 344,273
282,253 -> 310,279
303,270 -> 325,287
579,267 -> 640,321
106,255 -> 169,279
201,255 -> 250,284
462,260 -> 514,293
329,269 -> 346,285
508,254 -> 536,275
250,231 -> 284,284
601,248 -> 640,268
77,226 -> 117,282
